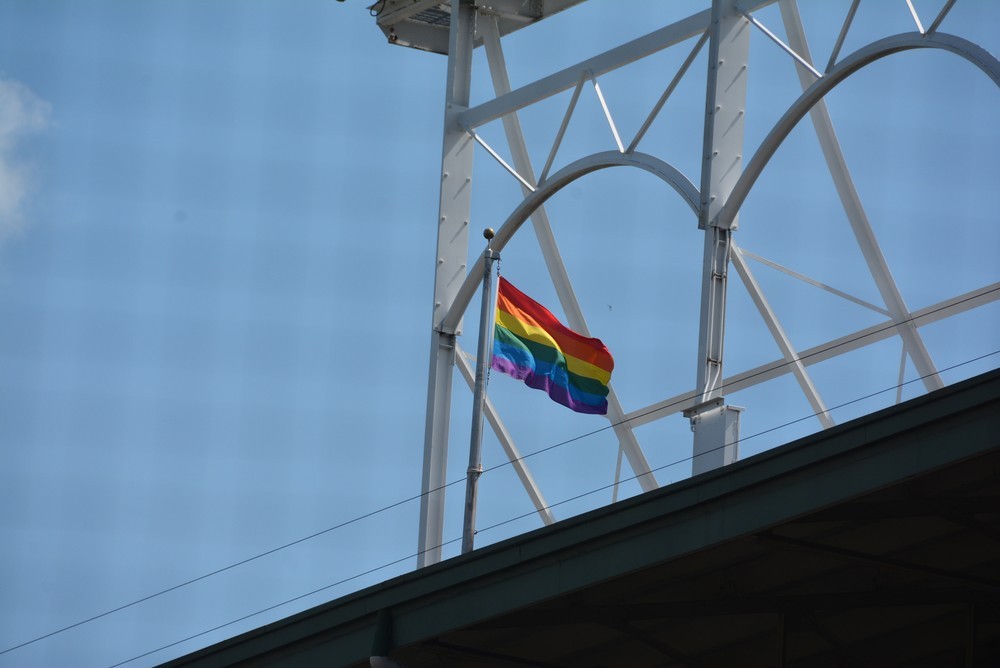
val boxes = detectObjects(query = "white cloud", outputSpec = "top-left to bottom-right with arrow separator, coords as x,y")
0,75 -> 51,240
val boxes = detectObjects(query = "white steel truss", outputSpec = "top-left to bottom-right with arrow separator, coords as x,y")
402,0 -> 1000,566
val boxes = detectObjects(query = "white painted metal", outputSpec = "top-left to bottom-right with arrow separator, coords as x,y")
737,247 -> 889,316
539,70 -> 587,185
895,345 -> 908,406
927,0 -> 957,36
611,445 -> 624,503
626,31 -> 709,155
713,31 -> 1000,227
687,401 -> 742,475
731,246 -> 835,429
462,245 -> 498,554
778,0 -> 944,393
623,283 -> 1000,427
825,0 -> 860,73
468,128 -> 536,192
904,0 -> 926,35
695,227 -> 732,402
480,19 -> 659,492
417,0 -> 476,569
591,77 -> 625,153
454,346 -> 555,526
742,9 -> 823,79
440,150 -> 701,336
689,0 -> 749,471
459,2 -> 781,131
407,0 -> 999,568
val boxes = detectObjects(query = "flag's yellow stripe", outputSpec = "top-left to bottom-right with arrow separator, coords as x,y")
495,309 -> 612,385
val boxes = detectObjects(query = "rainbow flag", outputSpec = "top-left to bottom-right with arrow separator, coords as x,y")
491,277 -> 614,415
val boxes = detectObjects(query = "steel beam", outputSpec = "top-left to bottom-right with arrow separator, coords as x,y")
779,0 -> 943,393
440,150 -> 700,336
715,32 -> 1000,235
737,247 -> 889,316
418,0 -> 476,568
690,0 -> 750,472
459,1 -> 778,131
624,283 -> 1000,427
480,18 -> 657,492
455,345 -> 555,526
731,246 -> 835,429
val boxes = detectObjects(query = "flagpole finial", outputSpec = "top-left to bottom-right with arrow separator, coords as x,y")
483,227 -> 495,241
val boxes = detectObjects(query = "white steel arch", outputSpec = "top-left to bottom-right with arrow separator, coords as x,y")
717,31 -> 1000,227
399,0 -> 1000,567
439,151 -> 700,335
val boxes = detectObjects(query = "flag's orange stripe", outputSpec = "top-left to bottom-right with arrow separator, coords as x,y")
496,277 -> 614,375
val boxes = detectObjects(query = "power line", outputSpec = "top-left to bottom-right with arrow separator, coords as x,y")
477,349 -> 1000,535
0,480 -> 467,658
105,348 -> 999,668
105,538 -> 464,668
3,286 -> 996,658
486,285 -> 1000,474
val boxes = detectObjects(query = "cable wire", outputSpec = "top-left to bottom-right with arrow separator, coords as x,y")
3,285 -> 997,658
105,538 -> 464,668
105,348 -> 998,667
0,479 -> 468,657
485,285 -> 1000,475
477,348 -> 1000,535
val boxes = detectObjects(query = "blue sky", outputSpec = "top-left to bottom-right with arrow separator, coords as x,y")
0,1 -> 997,666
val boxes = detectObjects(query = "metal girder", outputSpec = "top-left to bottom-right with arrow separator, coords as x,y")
439,149 -> 700,335
627,30 -> 709,155
459,0 -> 779,131
418,0 -> 476,568
731,245 -> 835,429
454,345 -> 555,526
825,0 -> 860,73
623,283 -> 1000,427
415,1 -> 1000,571
737,247 -> 889,316
779,0 -> 943,393
538,70 -> 586,185
713,31 -> 1000,228
689,0 -> 750,473
480,17 -> 658,493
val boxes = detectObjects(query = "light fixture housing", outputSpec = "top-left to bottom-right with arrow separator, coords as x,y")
371,0 -> 588,55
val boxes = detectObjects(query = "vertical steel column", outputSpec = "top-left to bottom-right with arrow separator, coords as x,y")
691,0 -> 749,473
417,0 -> 476,568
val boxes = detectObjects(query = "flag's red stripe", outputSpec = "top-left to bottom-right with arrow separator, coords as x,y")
496,277 -> 613,374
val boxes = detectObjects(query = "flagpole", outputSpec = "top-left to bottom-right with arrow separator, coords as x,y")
463,228 -> 499,554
